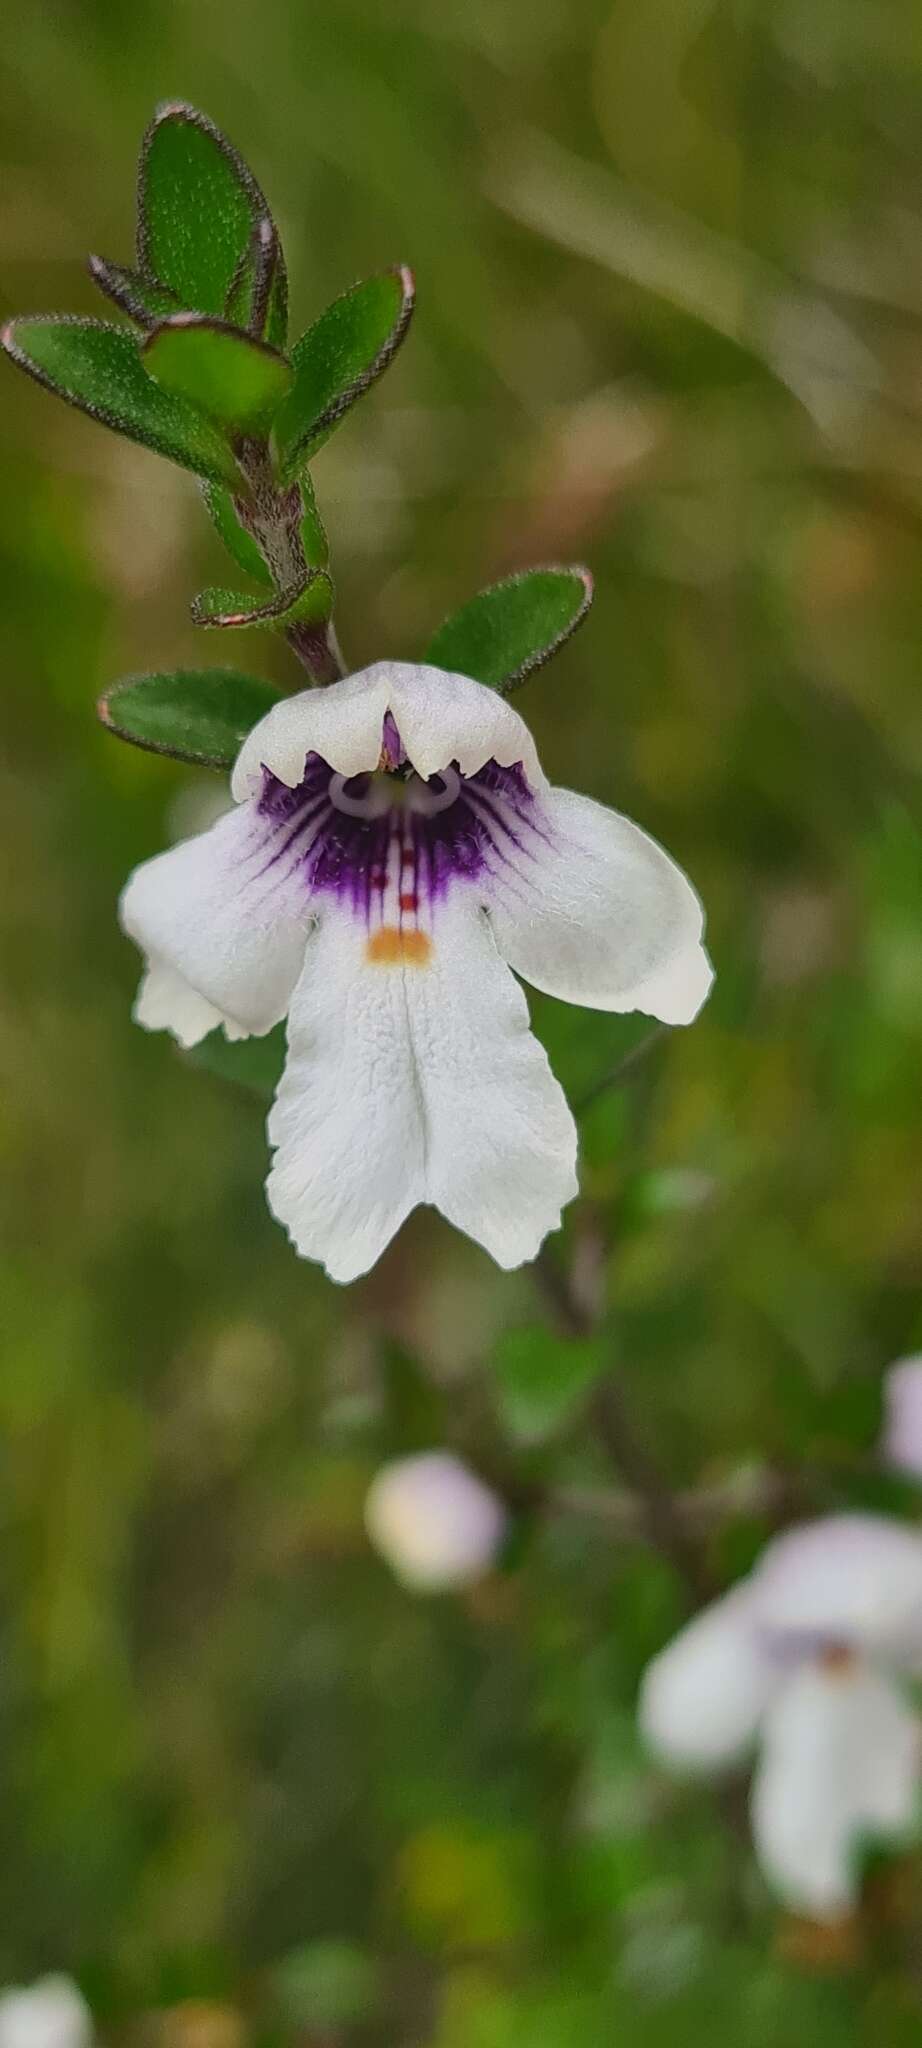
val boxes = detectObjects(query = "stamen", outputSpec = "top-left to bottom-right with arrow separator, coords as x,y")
329,771 -> 393,820
405,766 -> 461,817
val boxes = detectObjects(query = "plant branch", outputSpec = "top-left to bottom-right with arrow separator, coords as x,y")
234,439 -> 345,683
534,1240 -> 716,1608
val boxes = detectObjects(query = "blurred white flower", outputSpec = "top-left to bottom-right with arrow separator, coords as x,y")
881,1355 -> 922,1478
364,1451 -> 507,1591
0,1978 -> 92,2048
639,1515 -> 922,1919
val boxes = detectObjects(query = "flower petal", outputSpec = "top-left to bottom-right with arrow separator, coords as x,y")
232,661 -> 545,799
749,1514 -> 922,1665
639,1585 -> 778,1769
485,784 -> 713,1024
120,795 -> 315,1037
387,663 -> 545,785
133,956 -> 244,1049
232,669 -> 392,796
266,894 -> 578,1282
752,1660 -> 920,1916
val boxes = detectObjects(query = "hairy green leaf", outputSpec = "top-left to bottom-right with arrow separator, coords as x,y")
138,101 -> 277,318
273,266 -> 414,480
0,317 -> 241,483
299,473 -> 330,570
143,315 -> 291,431
201,482 -> 273,587
225,218 -> 288,349
87,255 -> 181,328
191,574 -> 333,630
98,667 -> 284,767
425,567 -> 593,692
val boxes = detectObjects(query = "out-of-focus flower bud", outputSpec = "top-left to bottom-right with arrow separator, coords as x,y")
364,1451 -> 507,1591
881,1355 -> 922,1478
0,1979 -> 92,2048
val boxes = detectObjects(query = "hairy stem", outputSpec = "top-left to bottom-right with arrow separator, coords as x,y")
233,439 -> 345,684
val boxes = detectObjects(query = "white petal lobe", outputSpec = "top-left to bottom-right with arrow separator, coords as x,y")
232,670 -> 391,796
387,663 -> 545,785
265,917 -> 426,1284
750,1514 -> 922,1664
133,957 -> 238,1048
639,1585 -> 777,1769
485,784 -> 713,1024
266,895 -> 578,1282
120,798 -> 315,1036
752,1660 -> 920,1916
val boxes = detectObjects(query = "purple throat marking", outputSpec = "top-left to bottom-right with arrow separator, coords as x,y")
255,727 -> 539,924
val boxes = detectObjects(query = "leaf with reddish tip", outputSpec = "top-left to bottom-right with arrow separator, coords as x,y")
225,218 -> 288,349
273,266 -> 415,481
191,574 -> 333,630
425,566 -> 593,692
88,255 -> 182,328
98,667 -> 284,767
142,315 -> 291,432
0,316 -> 240,483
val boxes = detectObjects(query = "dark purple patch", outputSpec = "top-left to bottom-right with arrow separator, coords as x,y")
255,751 -> 539,918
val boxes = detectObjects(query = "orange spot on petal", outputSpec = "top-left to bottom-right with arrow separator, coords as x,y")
366,926 -> 432,967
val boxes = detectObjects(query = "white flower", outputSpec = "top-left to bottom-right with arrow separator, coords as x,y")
364,1451 -> 507,1590
881,1355 -> 922,1478
639,1514 -> 922,1918
121,661 -> 712,1281
0,1979 -> 92,2048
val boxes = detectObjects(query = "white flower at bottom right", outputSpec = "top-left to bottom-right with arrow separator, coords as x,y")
638,1514 -> 922,1919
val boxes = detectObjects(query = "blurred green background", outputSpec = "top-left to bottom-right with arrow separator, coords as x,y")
4,0 -> 922,2040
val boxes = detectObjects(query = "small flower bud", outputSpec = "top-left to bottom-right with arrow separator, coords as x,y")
0,1980 -> 92,2048
364,1452 -> 507,1592
881,1355 -> 922,1477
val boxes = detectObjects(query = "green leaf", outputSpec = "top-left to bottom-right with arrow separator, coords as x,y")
426,567 -> 593,693
271,1941 -> 381,2029
97,667 -> 284,767
188,1023 -> 286,1096
87,255 -> 181,328
1,317 -> 240,484
201,482 -> 273,586
191,574 -> 333,630
142,315 -> 291,432
300,472 -> 330,570
225,218 -> 288,349
138,101 -> 275,318
273,266 -> 415,480
492,1326 -> 605,1444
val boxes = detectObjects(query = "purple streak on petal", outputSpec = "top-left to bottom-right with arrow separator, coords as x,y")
248,754 -> 539,917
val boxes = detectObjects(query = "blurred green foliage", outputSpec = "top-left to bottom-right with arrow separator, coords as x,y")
3,0 -> 922,2041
